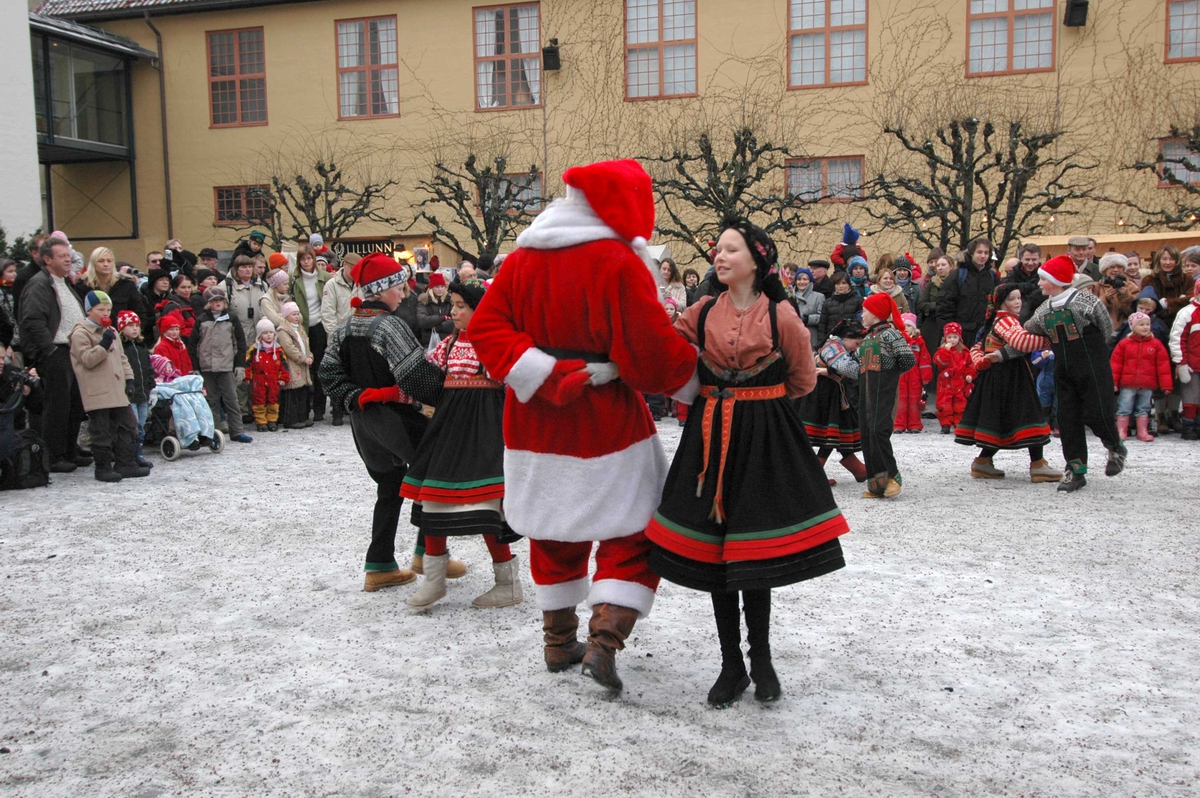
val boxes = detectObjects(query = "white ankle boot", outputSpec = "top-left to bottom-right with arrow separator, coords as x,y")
472,556 -> 523,608
407,553 -> 448,609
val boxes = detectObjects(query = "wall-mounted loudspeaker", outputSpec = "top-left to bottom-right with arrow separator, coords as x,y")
1063,0 -> 1088,27
542,39 -> 560,71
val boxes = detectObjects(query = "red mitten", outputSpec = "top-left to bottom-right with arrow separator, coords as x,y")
534,359 -> 590,406
358,385 -> 401,408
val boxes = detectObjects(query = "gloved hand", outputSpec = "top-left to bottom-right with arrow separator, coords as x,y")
235,367 -> 246,382
1179,364 -> 1193,384
125,379 -> 135,400
358,385 -> 401,408
99,328 -> 117,351
534,359 -> 590,406
585,362 -> 620,386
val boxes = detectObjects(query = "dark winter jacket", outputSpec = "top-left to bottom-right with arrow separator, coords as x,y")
393,293 -> 421,340
231,240 -> 266,264
17,269 -> 84,366
818,291 -> 863,344
937,262 -> 1000,343
416,291 -> 454,347
122,338 -> 155,403
1144,268 -> 1193,325
189,309 -> 248,373
918,276 -> 944,350
74,275 -> 148,332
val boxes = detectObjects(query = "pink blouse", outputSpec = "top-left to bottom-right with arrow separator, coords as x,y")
674,292 -> 816,398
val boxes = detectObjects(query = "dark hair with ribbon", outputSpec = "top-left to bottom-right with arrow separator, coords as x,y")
977,281 -> 1023,347
721,218 -> 790,303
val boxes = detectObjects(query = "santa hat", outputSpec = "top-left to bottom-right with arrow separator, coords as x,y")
562,159 -> 654,247
428,272 -> 447,289
862,292 -> 913,342
268,253 -> 289,270
1039,254 -> 1076,287
900,312 -> 918,329
943,321 -> 963,338
349,252 -> 409,296
116,310 -> 141,332
158,311 -> 184,334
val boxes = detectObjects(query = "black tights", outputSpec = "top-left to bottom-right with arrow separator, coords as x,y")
711,589 -> 772,666
979,445 -> 1043,462
816,446 -> 855,461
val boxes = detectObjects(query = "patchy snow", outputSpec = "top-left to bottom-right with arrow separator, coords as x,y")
1,420 -> 1197,796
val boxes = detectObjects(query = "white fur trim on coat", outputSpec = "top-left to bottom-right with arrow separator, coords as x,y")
589,579 -> 656,619
506,347 -> 557,403
535,577 -> 591,611
504,436 -> 669,542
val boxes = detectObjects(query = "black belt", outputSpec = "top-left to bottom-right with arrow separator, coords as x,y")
541,347 -> 610,364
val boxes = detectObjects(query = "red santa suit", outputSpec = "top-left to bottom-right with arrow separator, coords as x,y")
471,160 -> 698,625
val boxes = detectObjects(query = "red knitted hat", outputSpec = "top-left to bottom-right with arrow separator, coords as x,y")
1039,254 -> 1076,287
268,253 -> 289,270
350,252 -> 409,295
562,159 -> 654,245
428,272 -> 447,289
116,310 -> 141,332
157,311 -> 184,334
863,292 -> 913,342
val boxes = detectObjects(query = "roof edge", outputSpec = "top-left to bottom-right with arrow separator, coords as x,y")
42,0 -> 328,23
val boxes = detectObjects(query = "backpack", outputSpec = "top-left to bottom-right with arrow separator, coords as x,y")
10,429 -> 50,489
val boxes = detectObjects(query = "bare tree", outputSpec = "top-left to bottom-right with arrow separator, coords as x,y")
411,155 -> 544,261
1122,125 -> 1200,231
222,128 -> 403,249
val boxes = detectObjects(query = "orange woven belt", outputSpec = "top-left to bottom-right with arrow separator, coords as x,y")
696,383 -> 787,523
444,377 -> 503,390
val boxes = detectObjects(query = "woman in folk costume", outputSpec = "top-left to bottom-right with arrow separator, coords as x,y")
471,159 -> 698,693
401,277 -> 522,611
954,282 -> 1061,483
646,220 -> 851,708
319,254 -> 450,593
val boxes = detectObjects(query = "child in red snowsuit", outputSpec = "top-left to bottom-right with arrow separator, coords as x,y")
894,313 -> 933,432
246,317 -> 290,431
934,321 -> 975,433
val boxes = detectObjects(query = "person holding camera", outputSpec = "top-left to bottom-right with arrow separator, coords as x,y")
1098,253 -> 1135,330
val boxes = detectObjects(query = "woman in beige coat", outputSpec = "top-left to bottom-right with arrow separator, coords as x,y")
276,300 -> 312,428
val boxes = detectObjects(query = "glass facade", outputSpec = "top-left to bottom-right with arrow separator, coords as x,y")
32,33 -> 130,151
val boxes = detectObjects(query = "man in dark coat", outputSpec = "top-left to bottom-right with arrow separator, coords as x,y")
937,239 -> 1000,346
809,258 -> 835,298
1067,236 -> 1102,282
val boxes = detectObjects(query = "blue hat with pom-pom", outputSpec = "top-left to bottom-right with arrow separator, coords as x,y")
842,223 -> 861,246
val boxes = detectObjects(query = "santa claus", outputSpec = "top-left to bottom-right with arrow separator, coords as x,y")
471,159 -> 698,692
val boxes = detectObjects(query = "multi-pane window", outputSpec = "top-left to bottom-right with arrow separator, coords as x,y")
788,0 -> 867,88
626,0 -> 697,99
207,28 -> 266,127
336,17 -> 399,119
786,157 -> 863,201
967,0 -> 1055,76
1168,1 -> 1200,62
482,172 -> 544,213
1160,139 -> 1200,185
474,4 -> 541,110
214,186 -> 271,225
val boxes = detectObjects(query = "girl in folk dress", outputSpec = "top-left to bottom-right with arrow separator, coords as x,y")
646,221 -> 851,708
954,283 -> 1061,484
797,317 -> 868,486
401,278 -> 522,610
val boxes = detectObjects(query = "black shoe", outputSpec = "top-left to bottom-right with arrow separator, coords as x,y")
50,460 -> 78,473
1104,445 -> 1126,477
256,424 -> 268,432
1057,471 -> 1086,492
94,464 -> 122,483
331,416 -> 344,427
286,422 -> 307,430
242,413 -> 254,424
1182,424 -> 1199,441
312,415 -> 325,423
267,422 -> 278,432
678,418 -> 686,427
750,657 -> 782,703
941,425 -> 951,434
922,411 -> 937,419
116,463 -> 151,479
707,663 -> 751,708
73,453 -> 94,467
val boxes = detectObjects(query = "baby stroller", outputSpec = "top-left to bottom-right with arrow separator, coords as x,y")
145,374 -> 225,461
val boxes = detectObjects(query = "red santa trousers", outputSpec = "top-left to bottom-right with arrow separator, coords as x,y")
528,532 -> 660,618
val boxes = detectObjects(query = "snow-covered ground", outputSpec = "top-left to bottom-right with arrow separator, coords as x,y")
2,419 -> 1197,797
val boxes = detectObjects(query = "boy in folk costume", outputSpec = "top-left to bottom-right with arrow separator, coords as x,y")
858,292 -> 917,498
471,159 -> 698,693
1024,255 -> 1126,492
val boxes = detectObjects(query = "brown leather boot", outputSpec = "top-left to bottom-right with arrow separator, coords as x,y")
543,608 -> 588,673
580,603 -> 639,693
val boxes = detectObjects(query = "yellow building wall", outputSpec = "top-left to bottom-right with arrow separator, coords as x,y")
72,0 -> 1200,267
